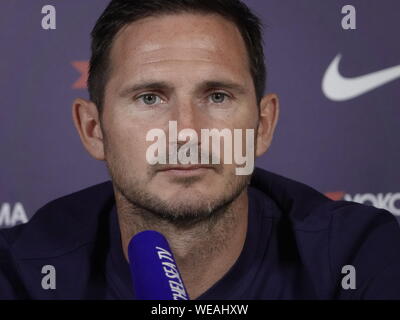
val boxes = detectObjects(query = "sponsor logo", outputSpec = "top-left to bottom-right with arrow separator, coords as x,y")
71,61 -> 89,89
325,191 -> 400,216
0,202 -> 28,228
322,54 -> 400,101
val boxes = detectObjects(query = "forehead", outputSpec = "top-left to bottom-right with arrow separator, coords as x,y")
108,13 -> 250,81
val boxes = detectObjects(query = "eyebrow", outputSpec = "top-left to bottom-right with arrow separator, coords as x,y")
119,81 -> 171,97
198,81 -> 247,95
118,80 -> 247,98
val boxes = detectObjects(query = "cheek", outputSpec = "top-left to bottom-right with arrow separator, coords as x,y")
211,109 -> 257,134
105,123 -> 150,168
229,100 -> 258,127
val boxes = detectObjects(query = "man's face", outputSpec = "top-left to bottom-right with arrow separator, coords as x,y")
101,13 -> 260,222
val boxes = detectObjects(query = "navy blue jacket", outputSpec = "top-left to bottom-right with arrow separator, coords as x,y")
1,168 -> 400,299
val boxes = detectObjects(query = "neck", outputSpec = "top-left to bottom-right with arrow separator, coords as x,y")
114,188 -> 249,300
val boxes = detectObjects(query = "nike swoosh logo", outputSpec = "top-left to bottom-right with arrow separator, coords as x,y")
322,54 -> 400,101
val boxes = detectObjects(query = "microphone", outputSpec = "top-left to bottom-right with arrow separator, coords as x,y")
128,230 -> 190,300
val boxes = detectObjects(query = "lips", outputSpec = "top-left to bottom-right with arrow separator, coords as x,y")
158,165 -> 214,172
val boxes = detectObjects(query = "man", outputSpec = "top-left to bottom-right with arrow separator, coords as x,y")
1,0 -> 400,299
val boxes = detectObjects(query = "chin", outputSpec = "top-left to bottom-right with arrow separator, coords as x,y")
158,190 -> 212,204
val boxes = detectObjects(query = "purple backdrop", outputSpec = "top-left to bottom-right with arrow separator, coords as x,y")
1,0 -> 399,228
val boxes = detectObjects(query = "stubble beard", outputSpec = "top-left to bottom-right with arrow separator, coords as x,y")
106,160 -> 251,228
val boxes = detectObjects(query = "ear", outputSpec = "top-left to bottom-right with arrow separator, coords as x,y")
72,98 -> 105,161
255,93 -> 280,157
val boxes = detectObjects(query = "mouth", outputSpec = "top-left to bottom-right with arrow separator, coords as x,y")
157,165 -> 215,177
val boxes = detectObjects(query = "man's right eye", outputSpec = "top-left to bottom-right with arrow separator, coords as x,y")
137,94 -> 163,105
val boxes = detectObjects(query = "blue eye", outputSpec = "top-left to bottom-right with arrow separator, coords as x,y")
139,94 -> 162,105
210,92 -> 228,103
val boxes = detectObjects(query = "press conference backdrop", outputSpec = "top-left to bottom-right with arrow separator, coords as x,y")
1,0 -> 399,229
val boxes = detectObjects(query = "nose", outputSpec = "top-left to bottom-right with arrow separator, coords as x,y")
171,97 -> 203,140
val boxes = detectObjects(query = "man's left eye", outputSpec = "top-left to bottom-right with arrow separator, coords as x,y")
210,92 -> 228,104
